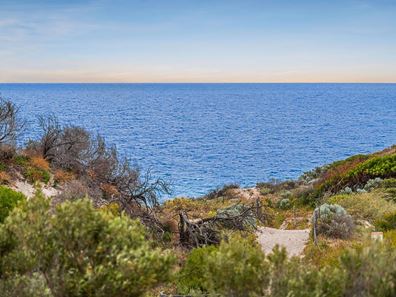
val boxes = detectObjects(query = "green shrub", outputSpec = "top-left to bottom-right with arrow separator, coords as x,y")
376,211 -> 396,231
314,204 -> 354,239
379,178 -> 396,202
384,230 -> 396,247
176,236 -> 396,297
340,243 -> 396,297
178,235 -> 270,296
205,183 -> 240,200
13,155 -> 29,167
381,178 -> 396,189
311,154 -> 396,198
0,273 -> 51,297
0,186 -> 25,223
348,154 -> 396,183
278,198 -> 291,209
268,247 -> 345,297
256,180 -> 297,195
25,167 -> 50,184
363,178 -> 383,191
0,195 -> 175,297
177,245 -> 217,294
328,193 -> 396,223
205,235 -> 270,297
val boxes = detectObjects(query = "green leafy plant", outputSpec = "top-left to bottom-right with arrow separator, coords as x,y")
376,211 -> 396,231
348,154 -> 396,184
0,195 -> 175,297
177,245 -> 217,294
0,186 -> 25,223
25,167 -> 50,184
278,198 -> 291,209
178,235 -> 270,297
328,193 -> 396,223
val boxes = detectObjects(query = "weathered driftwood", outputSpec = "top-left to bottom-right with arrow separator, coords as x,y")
178,200 -> 266,247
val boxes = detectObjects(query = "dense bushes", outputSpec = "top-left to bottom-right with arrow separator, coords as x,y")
339,244 -> 396,297
328,193 -> 396,223
0,195 -> 175,297
348,154 -> 396,182
0,186 -> 25,223
177,235 -> 396,297
305,153 -> 396,203
177,245 -> 217,294
178,234 -> 270,297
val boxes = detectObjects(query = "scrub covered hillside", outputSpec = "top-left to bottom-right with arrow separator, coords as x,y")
0,98 -> 396,296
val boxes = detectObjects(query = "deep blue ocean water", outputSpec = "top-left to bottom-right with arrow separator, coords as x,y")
0,83 -> 395,198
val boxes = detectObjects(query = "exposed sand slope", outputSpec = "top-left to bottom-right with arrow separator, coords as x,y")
11,180 -> 59,198
257,227 -> 310,257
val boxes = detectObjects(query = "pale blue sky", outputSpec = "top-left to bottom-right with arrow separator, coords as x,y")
1,0 -> 395,82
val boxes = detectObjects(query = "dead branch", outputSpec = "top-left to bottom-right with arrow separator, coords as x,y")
179,200 -> 265,248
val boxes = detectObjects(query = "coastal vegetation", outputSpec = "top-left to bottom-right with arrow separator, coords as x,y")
0,97 -> 396,296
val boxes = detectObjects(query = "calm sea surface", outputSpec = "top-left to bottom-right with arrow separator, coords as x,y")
0,83 -> 395,198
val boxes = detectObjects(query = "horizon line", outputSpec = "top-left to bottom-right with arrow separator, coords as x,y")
1,82 -> 396,84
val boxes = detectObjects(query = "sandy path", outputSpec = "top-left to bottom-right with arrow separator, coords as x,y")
257,227 -> 310,257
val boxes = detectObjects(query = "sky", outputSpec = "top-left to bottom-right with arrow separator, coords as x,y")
0,0 -> 395,83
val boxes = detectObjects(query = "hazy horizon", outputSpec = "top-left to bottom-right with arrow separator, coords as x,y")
1,0 -> 396,83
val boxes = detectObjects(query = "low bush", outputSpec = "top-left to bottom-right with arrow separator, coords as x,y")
177,240 -> 396,297
378,178 -> 396,202
177,245 -> 217,294
381,178 -> 396,188
25,167 -> 50,184
328,193 -> 396,223
0,145 -> 16,161
0,163 -> 6,172
0,172 -> 11,184
178,234 -> 270,297
299,164 -> 330,183
376,211 -> 396,231
384,230 -> 396,247
310,154 -> 396,199
268,246 -> 345,297
205,183 -> 240,200
363,177 -> 383,191
13,155 -> 29,167
30,156 -> 49,171
0,186 -> 25,223
314,204 -> 354,239
256,180 -> 297,194
278,198 -> 291,209
12,155 -> 51,184
100,183 -> 120,198
348,154 -> 396,185
340,243 -> 396,297
53,169 -> 74,185
0,195 -> 175,296
53,179 -> 90,204
315,155 -> 370,193
205,235 -> 270,297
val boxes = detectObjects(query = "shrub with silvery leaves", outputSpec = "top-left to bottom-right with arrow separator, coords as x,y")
314,203 -> 354,239
364,177 -> 383,192
340,186 -> 353,194
278,198 -> 291,209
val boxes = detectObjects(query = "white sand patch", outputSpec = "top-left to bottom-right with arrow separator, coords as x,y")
257,227 -> 310,257
11,180 -> 59,198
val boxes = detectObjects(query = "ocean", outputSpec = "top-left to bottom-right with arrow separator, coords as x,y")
0,83 -> 395,197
